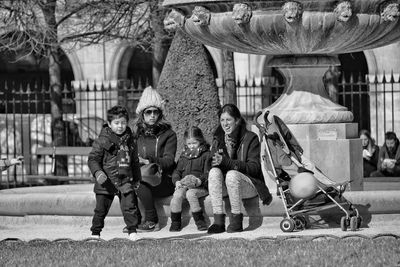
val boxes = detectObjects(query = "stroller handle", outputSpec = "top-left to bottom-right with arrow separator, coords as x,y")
253,110 -> 270,133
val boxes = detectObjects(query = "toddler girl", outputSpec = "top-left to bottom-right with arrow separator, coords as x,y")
169,126 -> 211,231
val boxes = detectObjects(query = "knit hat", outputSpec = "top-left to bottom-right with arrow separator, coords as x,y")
136,86 -> 164,114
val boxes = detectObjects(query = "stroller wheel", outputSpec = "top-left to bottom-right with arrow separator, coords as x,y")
280,218 -> 295,232
340,216 -> 349,231
350,216 -> 358,231
293,215 -> 307,230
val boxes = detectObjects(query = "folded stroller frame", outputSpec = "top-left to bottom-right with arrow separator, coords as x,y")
254,111 -> 362,232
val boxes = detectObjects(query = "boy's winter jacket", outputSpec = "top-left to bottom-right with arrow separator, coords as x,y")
88,125 -> 141,195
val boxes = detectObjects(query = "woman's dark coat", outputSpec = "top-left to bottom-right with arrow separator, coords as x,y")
136,123 -> 177,197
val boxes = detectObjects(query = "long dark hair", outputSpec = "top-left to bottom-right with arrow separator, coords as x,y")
360,129 -> 375,152
218,103 -> 243,121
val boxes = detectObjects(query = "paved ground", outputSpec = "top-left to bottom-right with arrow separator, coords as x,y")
1,214 -> 399,241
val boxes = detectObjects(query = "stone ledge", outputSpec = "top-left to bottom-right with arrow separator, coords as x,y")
1,184 -> 400,218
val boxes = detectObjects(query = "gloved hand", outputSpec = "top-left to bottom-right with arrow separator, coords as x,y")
95,171 -> 108,185
180,175 -> 201,188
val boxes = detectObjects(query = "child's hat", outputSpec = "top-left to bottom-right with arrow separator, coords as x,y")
136,86 -> 165,114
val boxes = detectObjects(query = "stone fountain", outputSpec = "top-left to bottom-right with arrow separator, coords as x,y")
162,0 -> 400,190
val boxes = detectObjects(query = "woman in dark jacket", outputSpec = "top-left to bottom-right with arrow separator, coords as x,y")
134,86 -> 177,232
207,104 -> 272,234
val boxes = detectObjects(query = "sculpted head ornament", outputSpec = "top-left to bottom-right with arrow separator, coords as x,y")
335,1 -> 353,22
190,6 -> 211,26
381,2 -> 400,22
282,1 -> 303,23
232,3 -> 252,25
164,9 -> 185,31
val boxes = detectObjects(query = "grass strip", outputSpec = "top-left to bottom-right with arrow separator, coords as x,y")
0,238 -> 399,266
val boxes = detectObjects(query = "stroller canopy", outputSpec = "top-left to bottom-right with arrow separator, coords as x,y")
268,114 -> 303,162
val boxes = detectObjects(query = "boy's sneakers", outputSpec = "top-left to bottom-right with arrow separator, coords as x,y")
90,234 -> 101,239
137,221 -> 160,232
122,226 -> 129,233
129,232 -> 140,241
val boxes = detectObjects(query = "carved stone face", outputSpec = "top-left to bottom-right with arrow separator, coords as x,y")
381,2 -> 400,22
164,9 -> 185,31
282,1 -> 303,23
190,6 -> 211,26
335,1 -> 353,22
232,3 -> 252,25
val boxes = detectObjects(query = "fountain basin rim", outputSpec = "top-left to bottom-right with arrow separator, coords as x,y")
268,55 -> 340,68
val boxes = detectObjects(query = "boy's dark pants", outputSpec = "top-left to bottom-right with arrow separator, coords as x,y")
91,191 -> 140,235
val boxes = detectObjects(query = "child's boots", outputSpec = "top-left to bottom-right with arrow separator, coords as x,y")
169,212 -> 182,232
192,210 -> 208,231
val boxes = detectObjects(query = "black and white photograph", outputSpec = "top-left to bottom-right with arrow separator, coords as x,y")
1,1 -> 400,266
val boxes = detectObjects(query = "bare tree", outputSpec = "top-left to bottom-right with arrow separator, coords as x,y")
0,0 -> 171,175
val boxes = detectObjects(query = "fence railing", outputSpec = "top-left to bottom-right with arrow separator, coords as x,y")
0,79 -> 144,189
1,72 -> 399,188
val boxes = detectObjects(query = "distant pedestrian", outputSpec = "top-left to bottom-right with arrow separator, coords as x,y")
88,105 -> 141,240
169,126 -> 211,232
360,129 -> 379,177
370,131 -> 400,177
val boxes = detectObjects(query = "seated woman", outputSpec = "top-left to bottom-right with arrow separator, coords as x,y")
207,104 -> 272,234
359,129 -> 379,177
134,86 -> 177,232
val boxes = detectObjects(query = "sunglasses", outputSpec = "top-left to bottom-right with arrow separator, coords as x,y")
144,109 -> 160,116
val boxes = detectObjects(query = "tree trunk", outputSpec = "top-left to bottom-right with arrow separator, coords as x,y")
49,48 -> 68,178
222,49 -> 236,105
151,5 -> 169,87
43,1 -> 68,178
157,30 -> 221,154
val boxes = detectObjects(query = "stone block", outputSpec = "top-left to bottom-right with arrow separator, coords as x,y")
294,138 -> 363,191
286,123 -> 363,191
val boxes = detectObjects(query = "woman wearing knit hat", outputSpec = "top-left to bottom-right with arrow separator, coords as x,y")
134,86 -> 177,232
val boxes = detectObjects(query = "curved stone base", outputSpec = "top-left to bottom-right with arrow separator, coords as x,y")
1,184 -> 400,217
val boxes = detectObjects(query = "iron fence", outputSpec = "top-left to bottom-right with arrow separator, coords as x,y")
0,79 -> 144,188
1,72 -> 399,188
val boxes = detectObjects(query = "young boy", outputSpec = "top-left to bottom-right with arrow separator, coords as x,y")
88,105 -> 141,240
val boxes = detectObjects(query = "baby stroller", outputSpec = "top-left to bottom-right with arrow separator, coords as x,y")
254,111 -> 362,232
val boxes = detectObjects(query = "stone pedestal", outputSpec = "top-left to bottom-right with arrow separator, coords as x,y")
288,123 -> 363,191
267,55 -> 353,124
